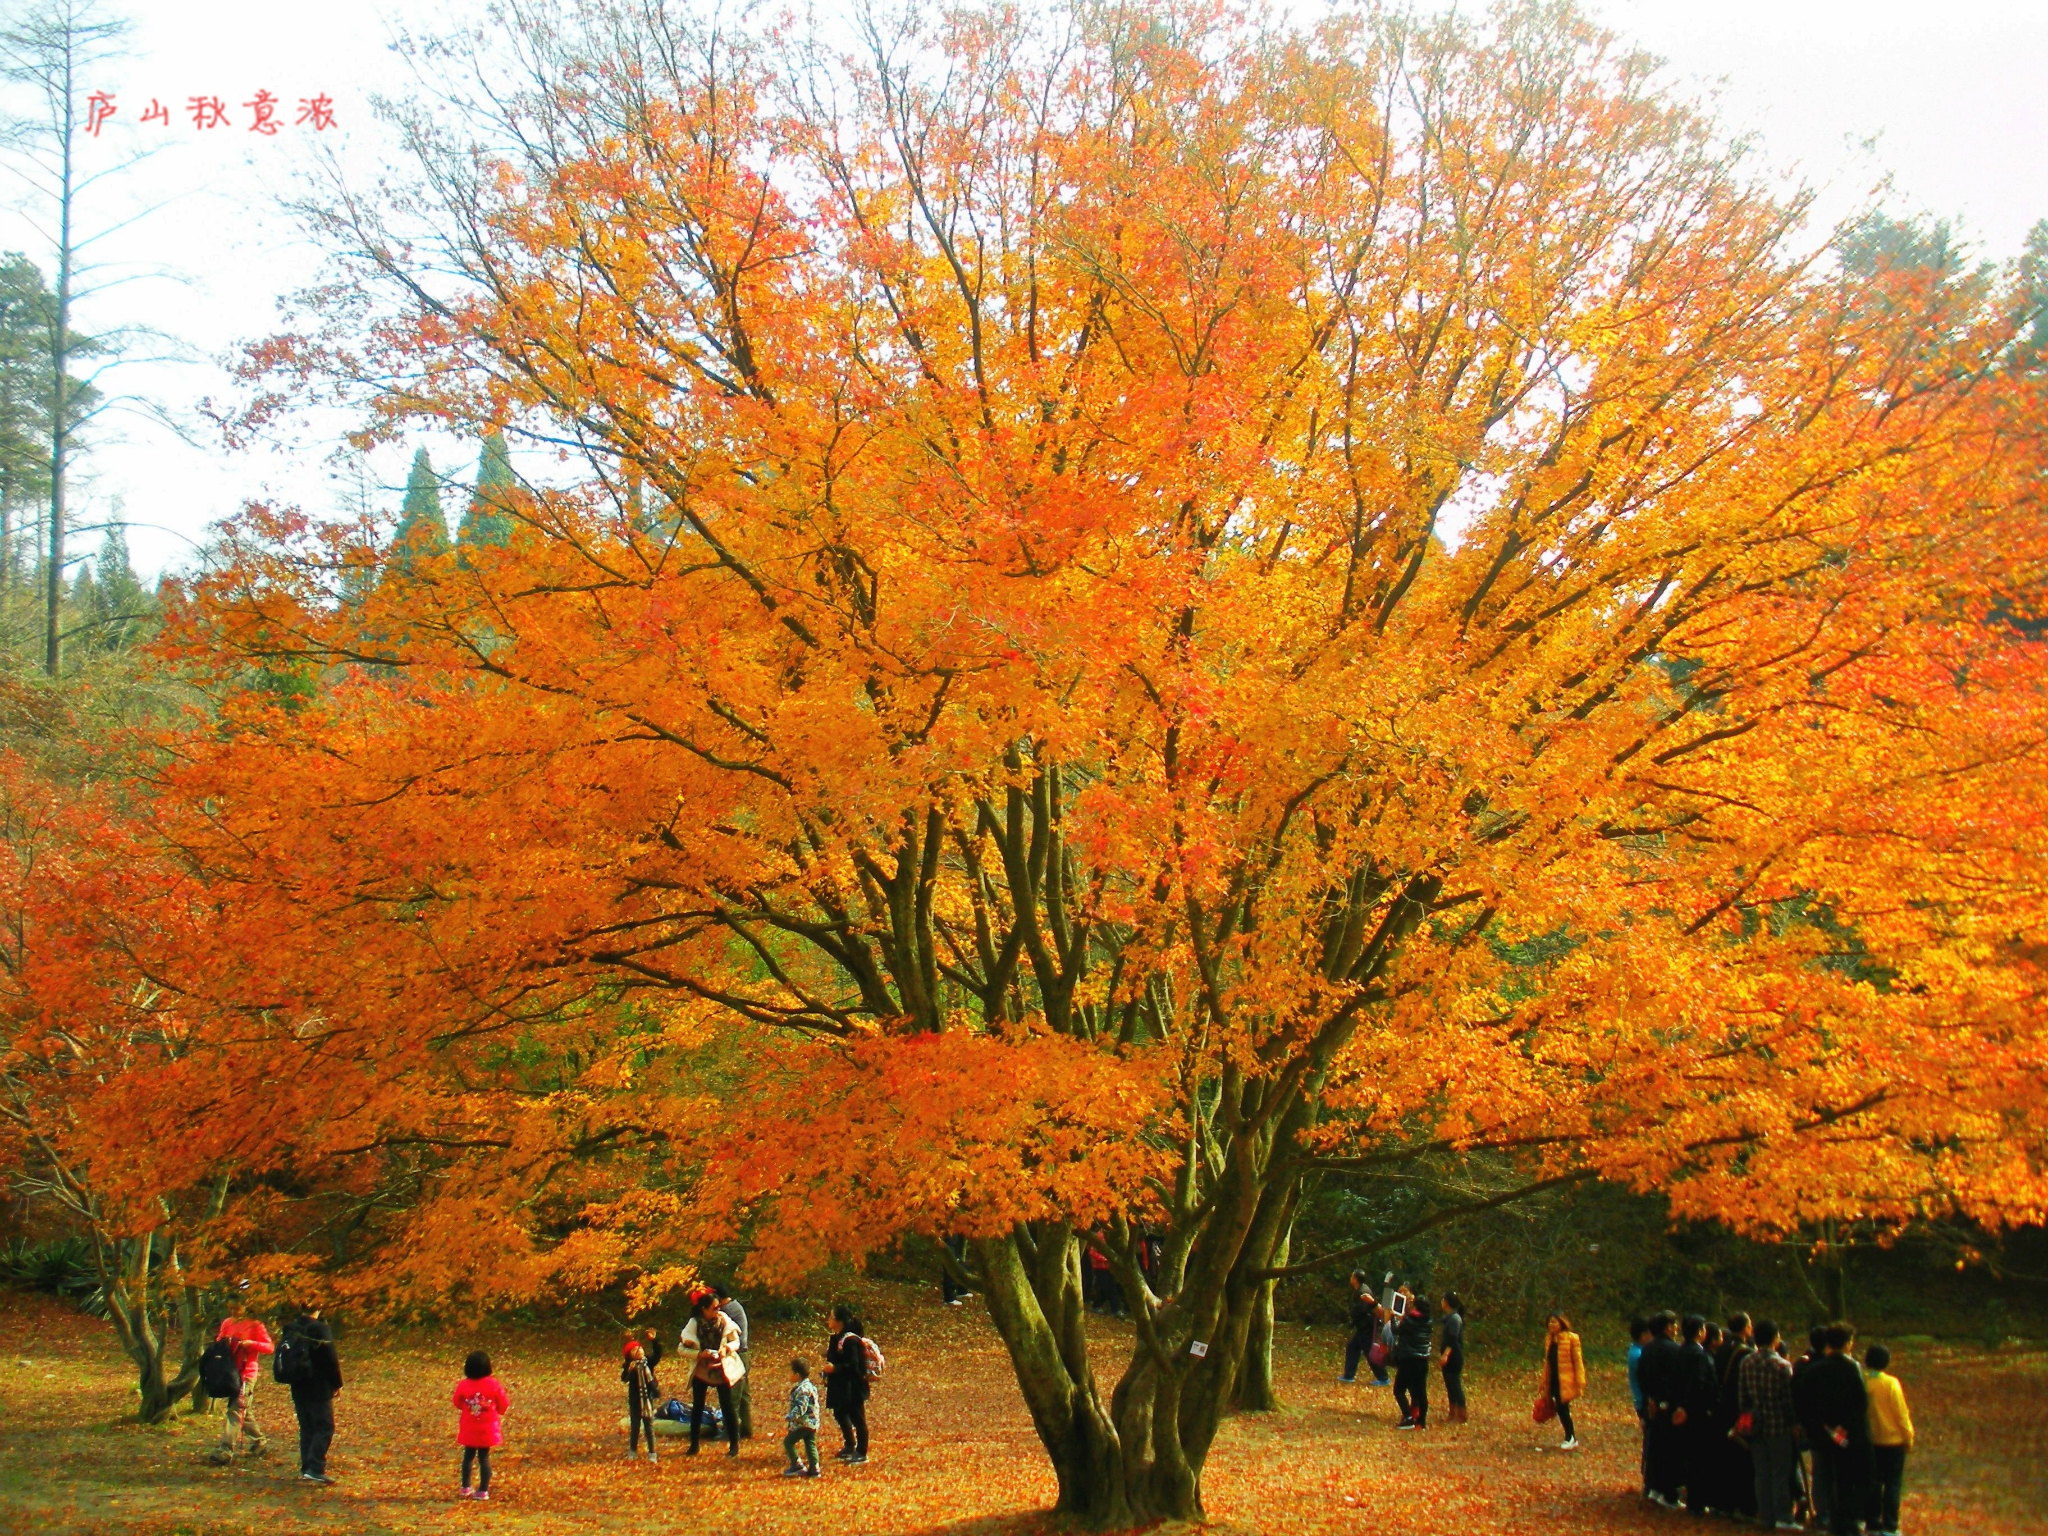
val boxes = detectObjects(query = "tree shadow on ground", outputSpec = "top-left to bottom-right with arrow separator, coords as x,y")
921,1515 -> 1263,1536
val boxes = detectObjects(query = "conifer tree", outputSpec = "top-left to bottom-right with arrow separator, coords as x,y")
387,447 -> 447,573
80,521 -> 146,651
456,431 -> 514,549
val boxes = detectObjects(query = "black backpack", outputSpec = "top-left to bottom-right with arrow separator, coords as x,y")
199,1338 -> 240,1399
273,1329 -> 310,1386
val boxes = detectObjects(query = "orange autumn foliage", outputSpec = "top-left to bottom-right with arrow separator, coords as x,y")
39,0 -> 2048,1519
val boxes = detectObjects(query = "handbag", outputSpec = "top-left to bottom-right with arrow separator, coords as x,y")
1533,1393 -> 1556,1424
1367,1341 -> 1388,1369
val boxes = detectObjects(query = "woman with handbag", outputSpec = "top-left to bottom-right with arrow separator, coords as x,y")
679,1291 -> 744,1458
1539,1313 -> 1585,1450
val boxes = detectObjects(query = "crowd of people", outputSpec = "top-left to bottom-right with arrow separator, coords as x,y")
1630,1312 -> 1913,1536
196,1283 -> 882,1498
195,1266 -> 1922,1533
1336,1275 -> 1918,1536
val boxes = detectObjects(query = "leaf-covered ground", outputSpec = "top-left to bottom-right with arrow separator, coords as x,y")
0,1284 -> 2042,1535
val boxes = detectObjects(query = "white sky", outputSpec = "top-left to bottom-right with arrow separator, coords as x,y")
3,0 -> 2045,582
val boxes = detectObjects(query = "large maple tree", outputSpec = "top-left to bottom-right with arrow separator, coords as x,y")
141,1 -> 2048,1521
0,756 -> 246,1421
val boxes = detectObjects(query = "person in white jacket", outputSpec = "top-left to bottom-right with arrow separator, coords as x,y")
679,1291 -> 746,1457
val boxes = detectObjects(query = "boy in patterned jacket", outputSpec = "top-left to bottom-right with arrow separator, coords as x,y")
782,1357 -> 822,1478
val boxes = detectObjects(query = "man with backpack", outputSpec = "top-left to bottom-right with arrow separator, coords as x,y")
276,1307 -> 344,1484
204,1308 -> 274,1465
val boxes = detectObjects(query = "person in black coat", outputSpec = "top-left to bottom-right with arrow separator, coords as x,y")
1804,1323 -> 1874,1536
1637,1312 -> 1686,1508
1675,1314 -> 1722,1514
1340,1270 -> 1376,1383
822,1304 -> 871,1463
622,1330 -> 664,1460
1390,1290 -> 1433,1429
282,1310 -> 343,1484
1792,1324 -> 1832,1526
1713,1312 -> 1758,1519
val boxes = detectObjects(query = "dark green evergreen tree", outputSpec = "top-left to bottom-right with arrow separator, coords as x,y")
456,431 -> 514,549
2018,218 -> 2048,370
0,255 -> 54,596
387,446 -> 448,574
79,521 -> 148,652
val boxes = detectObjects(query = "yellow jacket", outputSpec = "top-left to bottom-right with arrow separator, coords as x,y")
1542,1330 -> 1587,1404
1867,1369 -> 1914,1449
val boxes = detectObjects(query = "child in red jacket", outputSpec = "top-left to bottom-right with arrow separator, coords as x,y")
453,1351 -> 510,1500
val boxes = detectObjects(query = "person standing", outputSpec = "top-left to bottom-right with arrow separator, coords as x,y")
1714,1312 -> 1757,1519
1675,1314 -> 1722,1514
282,1308 -> 342,1485
1368,1300 -> 1394,1387
1371,1273 -> 1396,1387
209,1312 -> 275,1465
622,1334 -> 663,1461
1638,1311 -> 1686,1509
1339,1271 -> 1375,1383
1739,1320 -> 1800,1532
1792,1324 -> 1833,1528
1863,1343 -> 1913,1536
717,1286 -> 753,1440
1540,1313 -> 1585,1450
1626,1317 -> 1653,1496
680,1290 -> 743,1458
823,1304 -> 871,1463
940,1236 -> 972,1306
453,1350 -> 509,1501
1806,1323 -> 1874,1536
1391,1290 -> 1433,1429
1437,1293 -> 1467,1424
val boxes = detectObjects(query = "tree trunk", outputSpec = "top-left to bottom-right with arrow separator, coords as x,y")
1793,1220 -> 1852,1325
97,1230 -> 200,1423
1231,1221 -> 1289,1413
42,34 -> 74,679
1817,1239 -> 1849,1324
177,1277 -> 217,1414
974,1226 -> 1143,1526
971,1179 -> 1295,1525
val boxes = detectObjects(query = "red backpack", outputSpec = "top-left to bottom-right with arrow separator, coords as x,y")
861,1335 -> 886,1384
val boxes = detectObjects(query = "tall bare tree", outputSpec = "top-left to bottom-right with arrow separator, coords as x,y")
0,0 -> 126,675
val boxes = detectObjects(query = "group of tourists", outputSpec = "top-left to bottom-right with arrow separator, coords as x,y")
625,1288 -> 879,1476
1630,1312 -> 1913,1536
1334,1275 -> 1916,1536
200,1307 -> 344,1481
1338,1271 -> 1470,1428
198,1283 -> 883,1498
193,1266 -> 1922,1532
